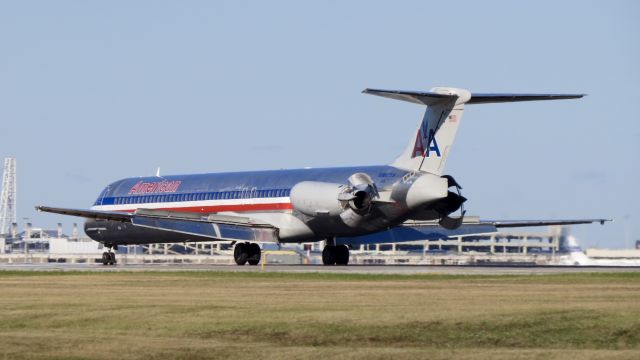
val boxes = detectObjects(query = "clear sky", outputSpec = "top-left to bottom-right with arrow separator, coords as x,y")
1,1 -> 638,249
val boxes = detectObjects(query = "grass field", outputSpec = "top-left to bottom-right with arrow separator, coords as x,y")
0,271 -> 639,359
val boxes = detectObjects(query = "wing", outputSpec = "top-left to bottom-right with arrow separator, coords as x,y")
36,206 -> 279,242
487,219 -> 610,228
335,217 -> 610,246
36,206 -> 132,222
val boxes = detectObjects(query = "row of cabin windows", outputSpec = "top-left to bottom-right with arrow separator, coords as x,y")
111,189 -> 291,205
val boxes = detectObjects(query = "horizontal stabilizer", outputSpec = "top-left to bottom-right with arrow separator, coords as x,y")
467,93 -> 585,104
362,88 -> 455,106
363,88 -> 585,106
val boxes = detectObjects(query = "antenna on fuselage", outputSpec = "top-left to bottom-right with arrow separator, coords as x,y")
155,167 -> 161,177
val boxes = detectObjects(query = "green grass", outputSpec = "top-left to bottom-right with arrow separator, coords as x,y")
0,271 -> 639,359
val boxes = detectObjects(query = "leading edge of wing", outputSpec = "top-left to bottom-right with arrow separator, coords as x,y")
488,219 -> 611,228
36,206 -> 132,222
36,206 -> 279,242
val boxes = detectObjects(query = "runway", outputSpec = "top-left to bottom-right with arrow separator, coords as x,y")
1,262 -> 640,275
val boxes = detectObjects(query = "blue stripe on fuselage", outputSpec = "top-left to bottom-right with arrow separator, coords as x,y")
93,165 -> 406,206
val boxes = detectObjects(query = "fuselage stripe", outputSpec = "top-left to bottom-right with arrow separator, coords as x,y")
92,202 -> 293,213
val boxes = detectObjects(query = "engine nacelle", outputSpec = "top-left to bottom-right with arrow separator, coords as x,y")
290,181 -> 347,217
290,176 -> 378,228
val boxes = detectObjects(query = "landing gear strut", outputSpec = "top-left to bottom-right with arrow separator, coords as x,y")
101,246 -> 117,266
322,244 -> 349,265
234,242 -> 261,266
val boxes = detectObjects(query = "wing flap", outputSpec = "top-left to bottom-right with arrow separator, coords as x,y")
131,216 -> 279,242
335,218 -> 610,246
336,223 -> 497,246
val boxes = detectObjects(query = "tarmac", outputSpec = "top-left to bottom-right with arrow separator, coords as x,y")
1,262 -> 640,275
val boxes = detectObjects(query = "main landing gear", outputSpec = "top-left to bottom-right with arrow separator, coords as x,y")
234,242 -> 261,266
101,246 -> 117,266
322,244 -> 349,265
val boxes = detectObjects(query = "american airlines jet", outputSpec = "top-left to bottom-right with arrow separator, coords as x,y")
37,87 -> 608,266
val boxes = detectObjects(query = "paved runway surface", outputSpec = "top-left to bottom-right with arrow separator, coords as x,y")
1,262 -> 640,275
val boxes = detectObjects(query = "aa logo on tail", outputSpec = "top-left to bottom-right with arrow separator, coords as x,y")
411,129 -> 441,158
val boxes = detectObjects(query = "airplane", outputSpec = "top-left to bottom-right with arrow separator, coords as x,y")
557,229 -> 640,266
37,87 -> 609,266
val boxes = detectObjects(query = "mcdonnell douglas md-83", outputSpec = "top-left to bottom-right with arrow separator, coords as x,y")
37,87 -> 608,266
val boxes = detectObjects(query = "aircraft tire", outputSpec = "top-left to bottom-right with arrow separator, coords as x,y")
335,245 -> 349,265
234,243 -> 249,266
322,245 -> 336,266
108,252 -> 117,265
101,252 -> 110,266
248,243 -> 261,265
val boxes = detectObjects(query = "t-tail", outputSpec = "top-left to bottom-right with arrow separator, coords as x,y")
363,87 -> 585,175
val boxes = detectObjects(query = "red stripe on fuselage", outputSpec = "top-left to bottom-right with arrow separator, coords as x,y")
113,202 -> 293,213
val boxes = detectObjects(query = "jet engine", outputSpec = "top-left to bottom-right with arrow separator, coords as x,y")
433,175 -> 466,229
290,173 -> 379,228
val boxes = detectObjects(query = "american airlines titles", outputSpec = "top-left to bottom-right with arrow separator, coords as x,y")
128,180 -> 182,195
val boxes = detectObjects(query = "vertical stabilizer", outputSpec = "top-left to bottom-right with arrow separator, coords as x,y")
363,87 -> 584,175
363,87 -> 470,174
398,87 -> 470,174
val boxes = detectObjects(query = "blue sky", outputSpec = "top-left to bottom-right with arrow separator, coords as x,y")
1,1 -> 638,248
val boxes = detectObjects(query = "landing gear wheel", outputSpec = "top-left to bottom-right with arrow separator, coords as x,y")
322,245 -> 336,266
234,243 -> 249,265
247,243 -> 261,266
101,252 -> 110,266
108,252 -> 117,265
335,245 -> 350,265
